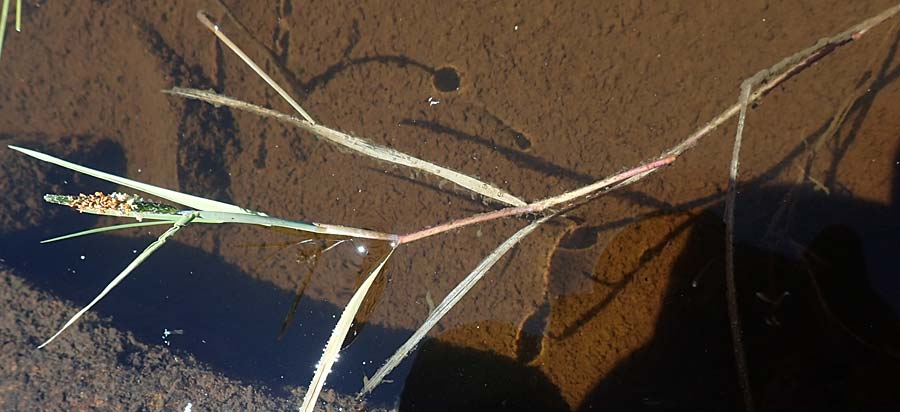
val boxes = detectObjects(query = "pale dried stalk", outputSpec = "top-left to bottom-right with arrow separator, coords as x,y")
714,5 -> 900,409
165,87 -> 527,208
196,11 -> 315,124
665,3 -> 900,159
186,11 -> 528,208
724,75 -> 759,412
359,215 -> 551,397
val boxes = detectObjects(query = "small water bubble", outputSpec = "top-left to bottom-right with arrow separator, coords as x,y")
79,255 -> 85,260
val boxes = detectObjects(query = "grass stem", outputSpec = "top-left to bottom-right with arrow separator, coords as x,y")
196,10 -> 316,124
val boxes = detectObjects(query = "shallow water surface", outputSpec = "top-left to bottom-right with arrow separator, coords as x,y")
2,1 -> 900,411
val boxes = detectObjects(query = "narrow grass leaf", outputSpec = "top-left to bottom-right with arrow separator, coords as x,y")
41,221 -> 174,243
165,88 -> 528,207
12,147 -> 399,240
195,211 -> 396,241
196,11 -> 316,124
723,76 -> 759,412
8,145 -> 257,215
15,0 -> 20,32
0,0 -> 9,60
37,213 -> 197,348
300,246 -> 396,412
359,215 -> 550,396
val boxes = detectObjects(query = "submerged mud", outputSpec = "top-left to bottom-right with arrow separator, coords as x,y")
2,1 -> 900,410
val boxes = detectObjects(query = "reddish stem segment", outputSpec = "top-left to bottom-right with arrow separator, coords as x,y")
397,155 -> 677,244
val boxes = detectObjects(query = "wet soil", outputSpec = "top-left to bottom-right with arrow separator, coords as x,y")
2,1 -> 900,411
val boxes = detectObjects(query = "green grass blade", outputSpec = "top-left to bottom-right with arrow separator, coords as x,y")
37,213 -> 197,349
300,246 -> 396,412
11,147 -> 399,240
0,0 -> 10,61
195,211 -> 396,241
15,0 -> 20,32
41,221 -> 174,244
9,145 -> 258,215
359,215 -> 551,396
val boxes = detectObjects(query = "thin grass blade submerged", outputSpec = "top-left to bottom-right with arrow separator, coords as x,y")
359,215 -> 551,396
300,245 -> 396,412
41,221 -> 173,244
196,10 -> 316,124
37,212 -> 198,348
276,238 -> 330,340
341,241 -> 394,350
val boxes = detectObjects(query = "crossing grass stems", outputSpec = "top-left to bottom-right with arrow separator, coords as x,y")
9,4 -> 900,411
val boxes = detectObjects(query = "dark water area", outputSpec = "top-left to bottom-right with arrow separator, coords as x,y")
3,1 -> 900,411
0,227 -> 416,403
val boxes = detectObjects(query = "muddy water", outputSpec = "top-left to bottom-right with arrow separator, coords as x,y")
2,1 -> 900,411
